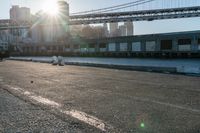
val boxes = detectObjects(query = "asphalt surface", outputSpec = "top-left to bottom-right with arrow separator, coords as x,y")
0,88 -> 98,133
0,60 -> 200,133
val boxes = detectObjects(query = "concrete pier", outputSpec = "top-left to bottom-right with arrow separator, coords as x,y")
0,60 -> 200,132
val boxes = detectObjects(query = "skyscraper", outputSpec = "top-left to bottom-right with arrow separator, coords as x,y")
124,22 -> 134,36
10,5 -> 30,22
57,0 -> 69,22
103,23 -> 109,37
10,5 -> 31,44
119,25 -> 127,36
109,22 -> 119,37
57,0 -> 70,36
34,0 -> 70,43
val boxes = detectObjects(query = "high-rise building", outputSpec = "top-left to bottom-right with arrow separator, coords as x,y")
10,5 -> 30,22
9,6 -> 31,44
56,0 -> 70,37
119,25 -> 127,36
109,22 -> 119,37
10,6 -> 19,21
103,23 -> 109,37
57,0 -> 69,22
124,22 -> 134,36
31,1 -> 70,43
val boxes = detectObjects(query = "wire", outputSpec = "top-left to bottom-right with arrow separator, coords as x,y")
71,0 -> 156,15
97,0 -> 155,14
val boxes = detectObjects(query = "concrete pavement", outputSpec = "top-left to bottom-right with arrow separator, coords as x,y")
0,60 -> 200,133
0,88 -> 100,133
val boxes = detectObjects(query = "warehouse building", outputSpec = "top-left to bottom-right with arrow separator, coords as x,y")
15,30 -> 200,57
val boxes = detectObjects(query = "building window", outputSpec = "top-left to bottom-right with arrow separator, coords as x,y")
99,43 -> 106,52
161,40 -> 172,50
30,47 -> 34,52
26,47 -> 29,52
198,39 -> 200,50
108,43 -> 116,52
198,39 -> 200,44
73,44 -> 79,49
47,46 -> 51,50
178,39 -> 191,45
89,44 -> 95,48
58,46 -> 63,52
178,39 -> 191,51
65,45 -> 70,49
99,43 -> 106,48
53,46 -> 57,50
119,43 -> 128,52
132,42 -> 141,52
36,46 -> 40,52
146,41 -> 156,51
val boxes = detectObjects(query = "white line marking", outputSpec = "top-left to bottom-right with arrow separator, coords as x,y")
29,95 -> 61,108
152,100 -> 200,113
5,85 -> 200,132
9,86 -> 24,92
6,85 -> 111,132
62,110 -> 106,131
132,96 -> 200,113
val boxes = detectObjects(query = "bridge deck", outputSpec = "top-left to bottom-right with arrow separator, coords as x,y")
0,6 -> 200,29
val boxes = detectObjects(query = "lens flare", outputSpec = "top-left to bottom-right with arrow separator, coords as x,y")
140,123 -> 145,128
42,0 -> 59,16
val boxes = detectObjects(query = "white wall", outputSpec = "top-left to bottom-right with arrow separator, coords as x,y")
119,43 -> 128,51
178,45 -> 191,51
146,41 -> 156,51
100,48 -> 107,52
132,42 -> 141,51
88,48 -> 95,52
80,48 -> 88,52
108,43 -> 116,52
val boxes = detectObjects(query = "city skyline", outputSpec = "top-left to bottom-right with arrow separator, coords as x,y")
1,0 -> 200,35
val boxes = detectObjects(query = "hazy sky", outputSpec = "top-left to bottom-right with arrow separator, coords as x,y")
1,0 -> 200,35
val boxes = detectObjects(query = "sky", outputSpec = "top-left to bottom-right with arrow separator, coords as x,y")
1,0 -> 200,35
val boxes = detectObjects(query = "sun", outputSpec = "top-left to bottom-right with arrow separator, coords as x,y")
42,0 -> 59,16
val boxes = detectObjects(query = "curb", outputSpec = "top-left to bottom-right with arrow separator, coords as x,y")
7,58 -> 200,76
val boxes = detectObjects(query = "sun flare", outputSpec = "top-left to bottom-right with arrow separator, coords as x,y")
42,0 -> 59,16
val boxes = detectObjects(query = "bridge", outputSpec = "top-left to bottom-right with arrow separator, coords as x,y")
1,0 -> 200,29
69,6 -> 200,25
